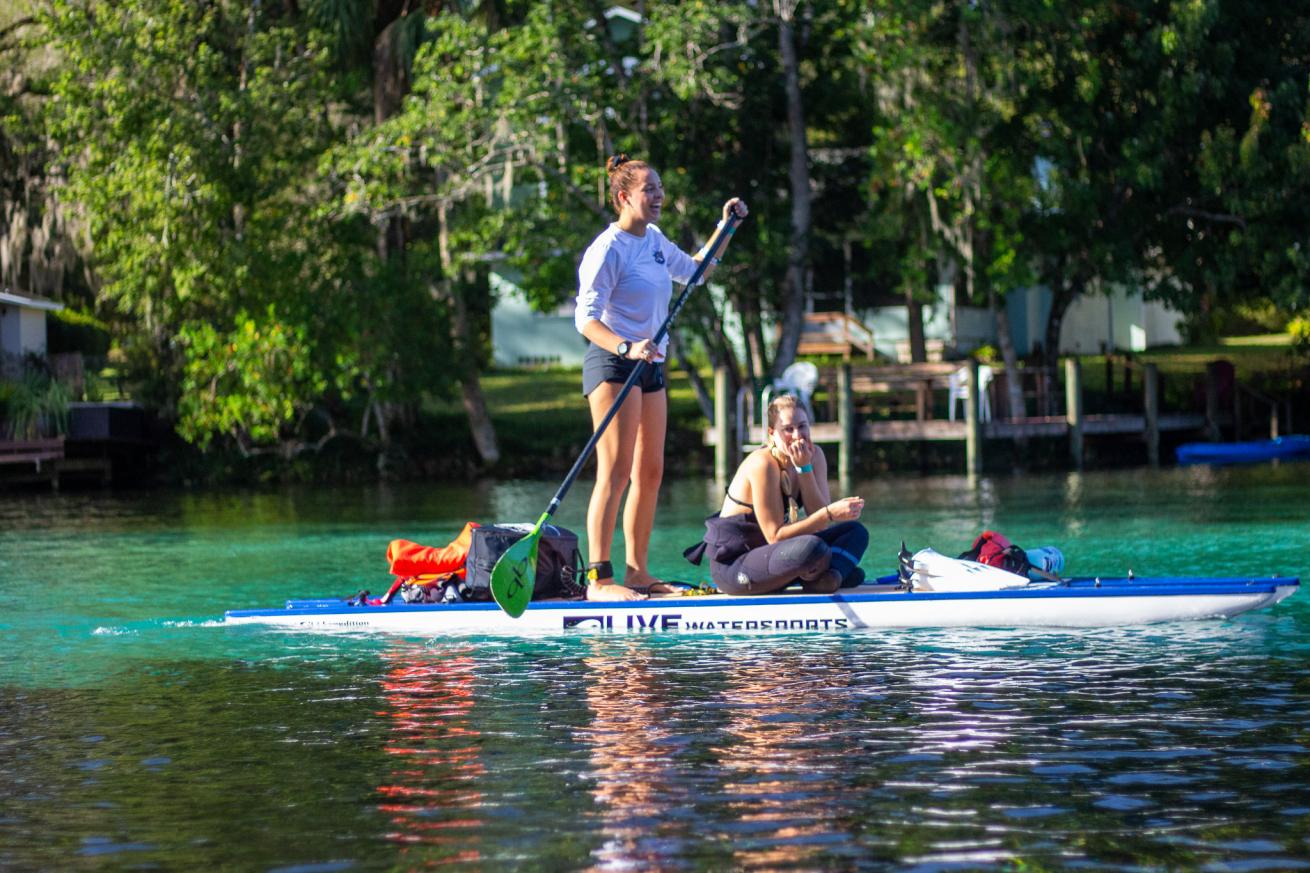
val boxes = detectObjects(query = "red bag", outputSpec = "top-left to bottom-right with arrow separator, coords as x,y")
959,530 -> 1030,575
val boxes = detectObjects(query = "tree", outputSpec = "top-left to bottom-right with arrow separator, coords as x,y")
0,3 -> 88,307
1016,0 -> 1310,365
860,0 -> 1039,419
647,0 -> 873,385
42,0 -> 453,458
1139,0 -> 1310,321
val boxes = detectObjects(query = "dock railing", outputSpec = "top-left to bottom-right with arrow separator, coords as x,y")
706,356 -> 1245,476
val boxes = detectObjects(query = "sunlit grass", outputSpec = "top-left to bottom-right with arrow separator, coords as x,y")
1219,333 -> 1291,347
421,367 -> 708,472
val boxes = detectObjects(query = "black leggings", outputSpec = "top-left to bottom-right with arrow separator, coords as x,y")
711,521 -> 869,596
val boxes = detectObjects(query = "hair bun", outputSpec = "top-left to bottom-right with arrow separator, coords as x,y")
606,153 -> 629,174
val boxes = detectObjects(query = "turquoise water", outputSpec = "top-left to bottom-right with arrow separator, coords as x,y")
1,465 -> 1309,870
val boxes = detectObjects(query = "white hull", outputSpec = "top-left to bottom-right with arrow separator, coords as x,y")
224,577 -> 1299,636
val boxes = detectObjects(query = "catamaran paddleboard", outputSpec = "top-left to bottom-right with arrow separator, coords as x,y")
223,573 -> 1299,635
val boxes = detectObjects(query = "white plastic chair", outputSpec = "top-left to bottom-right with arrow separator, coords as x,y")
761,361 -> 819,422
948,364 -> 993,422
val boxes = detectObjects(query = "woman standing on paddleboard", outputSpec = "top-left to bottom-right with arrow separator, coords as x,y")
575,153 -> 747,601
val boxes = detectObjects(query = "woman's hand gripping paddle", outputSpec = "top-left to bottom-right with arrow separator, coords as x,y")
490,209 -> 743,618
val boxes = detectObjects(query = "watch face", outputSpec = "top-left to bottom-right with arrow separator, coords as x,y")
617,341 -> 630,357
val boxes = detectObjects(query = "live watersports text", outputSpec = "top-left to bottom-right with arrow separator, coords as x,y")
562,614 -> 851,632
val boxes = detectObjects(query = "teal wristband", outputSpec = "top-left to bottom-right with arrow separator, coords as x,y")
794,463 -> 813,474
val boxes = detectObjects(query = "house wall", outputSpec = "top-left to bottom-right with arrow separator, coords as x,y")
490,260 -> 1184,368
1057,285 -> 1182,354
861,283 -> 1182,359
0,304 -> 49,357
489,269 -> 750,370
489,271 -> 587,368
863,283 -> 992,360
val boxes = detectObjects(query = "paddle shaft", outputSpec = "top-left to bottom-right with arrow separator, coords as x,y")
543,211 -> 741,522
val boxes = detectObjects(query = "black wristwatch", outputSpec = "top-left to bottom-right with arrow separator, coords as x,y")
616,340 -> 631,358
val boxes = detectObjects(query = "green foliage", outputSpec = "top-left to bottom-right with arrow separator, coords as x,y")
38,0 -> 456,455
860,0 -> 1042,306
47,308 -> 112,356
177,308 -> 327,449
1,371 -> 71,440
1290,317 -> 1310,359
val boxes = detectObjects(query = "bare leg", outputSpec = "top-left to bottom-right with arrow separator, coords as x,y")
623,389 -> 672,591
585,383 -> 646,601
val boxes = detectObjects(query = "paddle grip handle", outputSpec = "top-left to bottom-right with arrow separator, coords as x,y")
545,210 -> 742,515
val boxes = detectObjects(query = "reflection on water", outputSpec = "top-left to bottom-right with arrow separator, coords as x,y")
376,644 -> 485,862
0,625 -> 1308,870
576,638 -> 694,870
710,650 -> 856,870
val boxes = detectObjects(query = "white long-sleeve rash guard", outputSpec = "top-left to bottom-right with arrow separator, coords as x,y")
574,222 -> 700,356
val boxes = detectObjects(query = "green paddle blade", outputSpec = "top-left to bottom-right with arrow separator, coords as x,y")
490,516 -> 546,618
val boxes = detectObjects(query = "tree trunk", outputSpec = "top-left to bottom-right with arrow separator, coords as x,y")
669,333 -> 714,423
905,282 -> 926,363
748,316 -> 770,383
452,271 -> 501,466
989,285 -> 1025,424
1043,274 -> 1080,371
771,0 -> 812,377
372,14 -> 410,124
436,201 -> 500,466
732,288 -> 763,384
368,11 -> 414,456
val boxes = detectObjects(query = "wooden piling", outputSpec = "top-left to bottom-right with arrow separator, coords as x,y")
1204,361 -> 1222,441
1144,363 -> 1160,467
714,365 -> 732,483
837,363 -> 853,487
965,359 -> 981,475
1065,357 -> 1084,469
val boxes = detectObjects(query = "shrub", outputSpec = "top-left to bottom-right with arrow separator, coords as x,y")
1289,317 -> 1310,360
1,373 -> 71,440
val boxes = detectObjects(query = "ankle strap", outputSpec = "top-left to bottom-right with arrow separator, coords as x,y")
585,561 -> 614,583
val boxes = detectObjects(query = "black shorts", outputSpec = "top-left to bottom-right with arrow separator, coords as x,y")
581,342 -> 666,397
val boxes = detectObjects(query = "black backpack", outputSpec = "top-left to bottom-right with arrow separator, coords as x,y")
459,523 -> 585,602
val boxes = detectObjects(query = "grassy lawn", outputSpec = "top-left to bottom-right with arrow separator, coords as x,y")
422,367 -> 709,474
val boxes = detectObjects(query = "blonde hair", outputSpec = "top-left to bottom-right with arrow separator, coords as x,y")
764,393 -> 804,442
764,394 -> 805,520
606,153 -> 652,215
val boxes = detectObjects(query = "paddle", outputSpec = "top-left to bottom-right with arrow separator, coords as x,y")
491,209 -> 743,617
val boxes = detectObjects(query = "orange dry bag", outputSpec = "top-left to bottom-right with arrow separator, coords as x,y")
386,521 -> 480,578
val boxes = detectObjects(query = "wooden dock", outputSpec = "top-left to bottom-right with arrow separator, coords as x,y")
706,358 -> 1225,479
0,436 -> 66,470
0,402 -> 151,489
0,436 -> 113,489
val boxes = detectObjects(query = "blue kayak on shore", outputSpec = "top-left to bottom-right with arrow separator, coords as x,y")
1176,435 -> 1310,466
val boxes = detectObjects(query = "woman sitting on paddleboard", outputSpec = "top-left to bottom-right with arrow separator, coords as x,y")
685,394 -> 869,594
575,153 -> 748,601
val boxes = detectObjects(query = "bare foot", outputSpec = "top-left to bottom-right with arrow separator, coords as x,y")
801,569 -> 842,594
587,581 -> 648,602
624,569 -> 679,595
